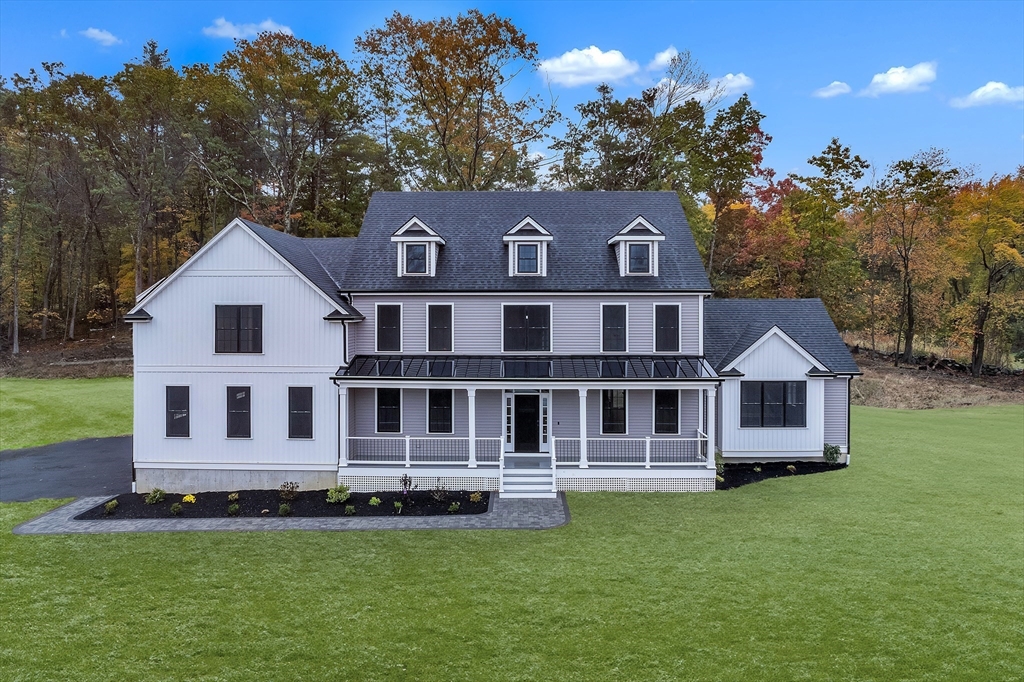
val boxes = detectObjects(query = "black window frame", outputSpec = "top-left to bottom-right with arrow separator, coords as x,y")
502,304 -> 551,352
226,386 -> 252,439
288,386 -> 313,439
740,381 -> 807,428
165,386 -> 190,438
654,304 -> 680,353
516,243 -> 539,274
628,243 -> 651,274
601,389 -> 627,435
427,389 -> 454,434
404,243 -> 427,274
654,389 -> 679,434
215,305 -> 263,354
602,304 -> 627,352
427,304 -> 453,352
376,387 -> 401,433
376,304 -> 402,353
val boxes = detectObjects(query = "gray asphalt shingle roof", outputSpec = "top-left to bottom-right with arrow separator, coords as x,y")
704,298 -> 861,374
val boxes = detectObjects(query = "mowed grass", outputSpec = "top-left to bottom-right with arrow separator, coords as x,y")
1,405 -> 1022,681
0,377 -> 132,450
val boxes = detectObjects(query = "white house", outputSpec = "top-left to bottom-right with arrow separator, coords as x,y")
127,192 -> 859,498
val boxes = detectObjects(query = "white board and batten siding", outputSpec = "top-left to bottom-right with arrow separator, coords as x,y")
348,294 -> 702,356
718,333 -> 827,460
133,225 -> 345,487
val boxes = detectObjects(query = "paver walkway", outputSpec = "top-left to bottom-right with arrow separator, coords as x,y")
12,492 -> 570,535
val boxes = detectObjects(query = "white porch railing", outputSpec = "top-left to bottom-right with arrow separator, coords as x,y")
556,435 -> 707,466
347,436 -> 504,466
475,438 -> 502,463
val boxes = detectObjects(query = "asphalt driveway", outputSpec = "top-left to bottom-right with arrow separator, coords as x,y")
0,436 -> 132,502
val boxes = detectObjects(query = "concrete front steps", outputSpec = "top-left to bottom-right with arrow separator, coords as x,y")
500,454 -> 556,499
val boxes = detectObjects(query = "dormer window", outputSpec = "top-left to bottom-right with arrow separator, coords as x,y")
504,216 -> 552,277
391,217 -> 445,277
608,216 -> 665,277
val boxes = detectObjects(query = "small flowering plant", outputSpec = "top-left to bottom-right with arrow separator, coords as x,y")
182,494 -> 197,504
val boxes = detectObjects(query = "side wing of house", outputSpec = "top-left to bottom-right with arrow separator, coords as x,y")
129,221 -> 347,492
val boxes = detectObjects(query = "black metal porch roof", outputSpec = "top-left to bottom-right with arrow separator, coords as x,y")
335,355 -> 711,381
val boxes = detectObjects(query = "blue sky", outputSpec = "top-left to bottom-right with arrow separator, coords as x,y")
1,0 -> 1022,180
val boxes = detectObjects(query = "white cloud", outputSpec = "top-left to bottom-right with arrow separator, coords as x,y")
79,28 -> 121,46
539,46 -> 639,87
700,72 -> 754,102
202,17 -> 293,40
950,81 -> 1024,108
647,46 -> 678,71
813,81 -> 851,98
860,61 -> 936,96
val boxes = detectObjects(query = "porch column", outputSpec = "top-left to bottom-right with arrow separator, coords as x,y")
467,387 -> 477,468
578,388 -> 589,468
706,385 -> 717,470
338,385 -> 348,468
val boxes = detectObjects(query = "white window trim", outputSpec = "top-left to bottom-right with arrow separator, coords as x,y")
374,302 -> 404,354
213,303 -> 265,355
426,303 -> 455,353
401,242 -> 431,277
426,388 -> 455,435
165,384 -> 192,439
600,388 -> 629,436
375,387 -> 403,435
652,388 -> 681,435
225,384 -> 253,440
737,379 -> 810,430
626,242 -> 653,275
514,242 -> 542,276
500,302 -> 554,354
286,385 -> 315,441
653,303 -> 681,354
600,302 -> 629,353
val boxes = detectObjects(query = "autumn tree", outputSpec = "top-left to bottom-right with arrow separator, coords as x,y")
356,10 -> 557,190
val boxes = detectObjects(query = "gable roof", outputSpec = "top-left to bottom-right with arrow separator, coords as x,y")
704,298 -> 861,374
343,191 -> 711,292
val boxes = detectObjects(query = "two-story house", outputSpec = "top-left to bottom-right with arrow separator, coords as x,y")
126,192 -> 859,498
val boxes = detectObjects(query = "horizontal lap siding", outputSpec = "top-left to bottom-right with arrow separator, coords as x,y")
680,389 -> 700,437
552,390 -> 580,437
823,378 -> 849,447
475,390 -> 504,440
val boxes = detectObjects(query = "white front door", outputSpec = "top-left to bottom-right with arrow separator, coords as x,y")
504,390 -> 550,454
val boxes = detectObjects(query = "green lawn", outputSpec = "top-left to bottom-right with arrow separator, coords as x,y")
1,405 -> 1022,681
0,377 -> 133,450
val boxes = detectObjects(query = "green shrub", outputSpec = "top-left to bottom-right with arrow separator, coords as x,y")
227,503 -> 240,517
103,499 -> 119,515
469,491 -> 483,503
279,482 -> 299,501
786,464 -> 797,473
170,502 -> 183,516
326,484 -> 351,504
144,489 -> 165,505
753,466 -> 762,473
447,502 -> 460,513
227,492 -> 239,503
344,505 -> 356,516
714,450 -> 724,476
368,496 -> 381,506
278,503 -> 291,517
823,443 -> 842,464
394,500 -> 403,514
715,475 -> 725,484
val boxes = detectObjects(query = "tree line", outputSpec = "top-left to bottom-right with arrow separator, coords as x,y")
1,10 -> 1021,374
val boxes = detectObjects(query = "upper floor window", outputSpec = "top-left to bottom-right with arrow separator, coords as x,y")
405,243 -> 427,274
505,217 -> 552,277
628,243 -> 651,274
215,305 -> 262,353
288,387 -> 313,439
654,304 -> 679,353
376,304 -> 402,352
516,243 -> 539,274
427,304 -> 453,352
165,386 -> 190,438
741,381 -> 806,428
503,304 -> 550,352
602,304 -> 627,352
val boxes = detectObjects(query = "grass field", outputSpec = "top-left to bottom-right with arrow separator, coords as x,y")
0,377 -> 133,450
1,404 -> 1022,680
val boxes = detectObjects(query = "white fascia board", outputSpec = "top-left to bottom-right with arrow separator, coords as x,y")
505,216 -> 551,236
722,326 -> 829,373
607,215 -> 665,244
392,216 -> 446,244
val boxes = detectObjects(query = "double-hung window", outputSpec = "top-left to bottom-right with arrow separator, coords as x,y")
654,304 -> 679,353
654,390 -> 679,434
226,386 -> 251,438
602,304 -> 627,352
288,387 -> 313,439
740,381 -> 806,427
405,243 -> 427,274
427,304 -> 453,352
165,386 -> 189,438
376,304 -> 402,352
503,305 -> 550,352
628,243 -> 651,274
215,305 -> 262,353
377,388 -> 401,433
516,243 -> 539,274
601,389 -> 627,434
427,389 -> 453,434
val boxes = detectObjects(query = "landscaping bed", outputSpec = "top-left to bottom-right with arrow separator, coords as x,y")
75,486 -> 490,520
716,461 -> 847,490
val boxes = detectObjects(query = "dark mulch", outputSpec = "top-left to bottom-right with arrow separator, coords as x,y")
76,488 -> 490,520
716,461 -> 847,490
